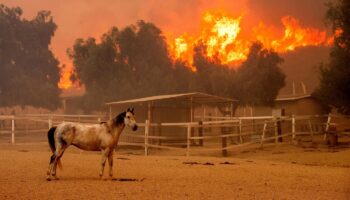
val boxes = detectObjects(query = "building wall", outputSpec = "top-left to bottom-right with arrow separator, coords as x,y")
276,98 -> 327,116
235,97 -> 327,117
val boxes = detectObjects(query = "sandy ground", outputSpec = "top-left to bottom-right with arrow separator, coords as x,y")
0,143 -> 349,200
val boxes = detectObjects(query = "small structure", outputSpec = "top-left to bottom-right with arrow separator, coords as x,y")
235,94 -> 329,138
236,95 -> 328,117
106,92 -> 237,123
106,92 -> 237,150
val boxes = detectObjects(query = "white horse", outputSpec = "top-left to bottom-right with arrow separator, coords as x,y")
46,108 -> 138,181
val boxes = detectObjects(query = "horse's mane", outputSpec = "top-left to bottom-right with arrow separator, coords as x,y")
115,112 -> 126,126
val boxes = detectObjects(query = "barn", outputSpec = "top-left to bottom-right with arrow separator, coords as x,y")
235,94 -> 328,117
105,92 -> 238,149
105,92 -> 238,123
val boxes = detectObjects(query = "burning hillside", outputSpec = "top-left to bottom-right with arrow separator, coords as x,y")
167,11 -> 330,71
58,11 -> 333,90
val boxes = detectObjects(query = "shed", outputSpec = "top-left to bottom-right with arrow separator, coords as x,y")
236,95 -> 328,117
106,92 -> 237,123
106,93 -> 237,148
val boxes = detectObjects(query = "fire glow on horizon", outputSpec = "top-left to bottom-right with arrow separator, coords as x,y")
58,11 -> 332,89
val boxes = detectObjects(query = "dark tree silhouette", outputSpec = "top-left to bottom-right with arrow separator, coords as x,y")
233,42 -> 285,106
0,5 -> 61,109
314,0 -> 350,114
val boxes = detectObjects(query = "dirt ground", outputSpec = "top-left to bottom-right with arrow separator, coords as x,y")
0,143 -> 349,200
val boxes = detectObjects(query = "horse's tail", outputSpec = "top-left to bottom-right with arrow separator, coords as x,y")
48,127 -> 56,152
47,126 -> 63,169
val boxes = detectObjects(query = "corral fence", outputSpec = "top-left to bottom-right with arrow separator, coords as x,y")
0,114 -> 349,156
0,114 -> 105,144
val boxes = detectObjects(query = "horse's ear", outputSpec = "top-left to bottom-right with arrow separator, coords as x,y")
127,107 -> 130,112
131,107 -> 134,113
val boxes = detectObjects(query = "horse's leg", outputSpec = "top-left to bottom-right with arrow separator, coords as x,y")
108,150 -> 114,178
46,152 -> 57,180
46,141 -> 67,181
99,148 -> 110,178
47,148 -> 61,180
51,145 -> 67,179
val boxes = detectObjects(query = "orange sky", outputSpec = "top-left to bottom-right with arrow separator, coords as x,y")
2,0 -> 331,89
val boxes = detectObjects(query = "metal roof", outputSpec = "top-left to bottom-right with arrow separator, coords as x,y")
105,92 -> 237,105
276,94 -> 312,101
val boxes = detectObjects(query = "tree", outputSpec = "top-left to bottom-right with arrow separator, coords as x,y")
69,21 -> 183,110
233,42 -> 285,106
0,5 -> 61,109
314,0 -> 350,114
192,42 -> 235,97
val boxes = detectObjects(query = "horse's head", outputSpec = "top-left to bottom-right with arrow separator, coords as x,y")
124,107 -> 138,131
114,108 -> 138,131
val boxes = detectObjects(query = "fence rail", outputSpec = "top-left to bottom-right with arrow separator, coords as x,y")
1,113 -> 349,156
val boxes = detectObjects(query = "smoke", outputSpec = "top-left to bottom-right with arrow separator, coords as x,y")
246,0 -> 331,29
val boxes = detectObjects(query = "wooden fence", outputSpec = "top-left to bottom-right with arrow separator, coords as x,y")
0,113 -> 349,156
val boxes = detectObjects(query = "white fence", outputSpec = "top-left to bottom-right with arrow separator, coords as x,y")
119,114 -> 350,156
1,113 -> 349,156
0,114 -> 104,144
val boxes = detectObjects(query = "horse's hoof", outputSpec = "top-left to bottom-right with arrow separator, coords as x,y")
46,177 -> 51,181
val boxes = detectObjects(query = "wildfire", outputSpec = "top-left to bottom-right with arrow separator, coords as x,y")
58,66 -> 73,89
168,11 -> 329,70
59,11 -> 331,89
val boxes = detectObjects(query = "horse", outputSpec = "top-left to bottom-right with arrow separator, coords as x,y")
46,108 -> 138,181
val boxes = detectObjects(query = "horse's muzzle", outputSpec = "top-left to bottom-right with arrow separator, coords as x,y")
132,124 -> 138,131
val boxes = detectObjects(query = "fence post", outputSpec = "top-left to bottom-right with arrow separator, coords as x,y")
187,123 -> 191,157
144,120 -> 149,156
11,116 -> 15,144
198,121 -> 203,146
239,119 -> 243,143
222,135 -> 227,157
292,115 -> 296,140
157,122 -> 162,146
308,119 -> 314,141
274,118 -> 278,144
324,113 -> 332,141
260,120 -> 267,148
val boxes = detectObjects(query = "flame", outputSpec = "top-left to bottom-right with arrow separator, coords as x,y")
327,28 -> 343,46
59,11 -> 331,89
168,11 -> 330,70
58,66 -> 73,89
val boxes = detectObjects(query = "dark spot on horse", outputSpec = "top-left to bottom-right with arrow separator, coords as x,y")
60,136 -> 67,146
